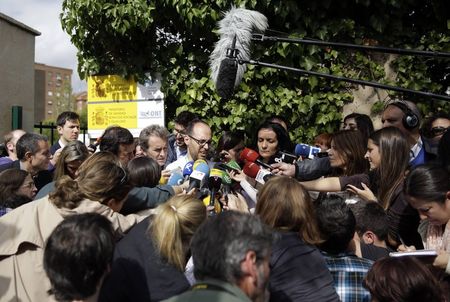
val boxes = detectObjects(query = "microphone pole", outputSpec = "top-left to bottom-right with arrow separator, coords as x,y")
238,58 -> 450,101
252,34 -> 450,59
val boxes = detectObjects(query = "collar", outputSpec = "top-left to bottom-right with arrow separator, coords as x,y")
410,136 -> 423,162
193,278 -> 252,302
58,139 -> 67,149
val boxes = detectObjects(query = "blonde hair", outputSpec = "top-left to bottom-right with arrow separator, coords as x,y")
149,195 -> 206,271
256,176 -> 323,245
50,152 -> 131,209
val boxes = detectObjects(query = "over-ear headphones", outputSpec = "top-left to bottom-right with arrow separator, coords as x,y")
386,101 -> 419,130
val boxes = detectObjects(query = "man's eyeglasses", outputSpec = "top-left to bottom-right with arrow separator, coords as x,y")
188,135 -> 212,147
431,126 -> 449,137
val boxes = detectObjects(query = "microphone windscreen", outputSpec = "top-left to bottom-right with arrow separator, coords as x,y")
209,168 -> 224,191
194,162 -> 210,177
183,161 -> 194,177
168,171 -> 184,186
193,159 -> 207,169
216,57 -> 238,99
243,161 -> 260,179
225,160 -> 241,171
222,172 -> 232,185
240,147 -> 260,163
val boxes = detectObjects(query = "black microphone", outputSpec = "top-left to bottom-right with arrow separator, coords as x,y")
216,36 -> 238,100
210,8 -> 268,99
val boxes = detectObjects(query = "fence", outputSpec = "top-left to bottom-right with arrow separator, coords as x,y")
34,122 -> 88,145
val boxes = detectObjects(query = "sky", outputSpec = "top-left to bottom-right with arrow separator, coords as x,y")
0,0 -> 87,93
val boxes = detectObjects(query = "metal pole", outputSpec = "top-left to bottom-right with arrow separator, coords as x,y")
252,34 -> 450,59
240,59 -> 450,101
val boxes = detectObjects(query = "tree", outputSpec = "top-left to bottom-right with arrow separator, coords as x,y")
61,0 -> 450,143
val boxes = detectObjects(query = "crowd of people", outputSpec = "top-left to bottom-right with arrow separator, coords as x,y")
0,99 -> 449,302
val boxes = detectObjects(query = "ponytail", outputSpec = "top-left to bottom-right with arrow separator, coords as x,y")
49,175 -> 84,209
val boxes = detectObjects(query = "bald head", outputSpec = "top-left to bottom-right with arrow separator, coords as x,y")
4,129 -> 26,160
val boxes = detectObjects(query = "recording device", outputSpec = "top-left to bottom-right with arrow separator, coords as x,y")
294,144 -> 324,159
240,147 -> 272,170
187,160 -> 210,191
273,151 -> 297,164
243,162 -> 273,185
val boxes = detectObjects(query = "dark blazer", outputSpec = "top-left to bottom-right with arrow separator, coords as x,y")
0,160 -> 53,191
50,141 -> 62,155
99,217 -> 190,302
269,232 -> 340,302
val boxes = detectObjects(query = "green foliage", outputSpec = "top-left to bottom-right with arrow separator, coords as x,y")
61,0 -> 450,144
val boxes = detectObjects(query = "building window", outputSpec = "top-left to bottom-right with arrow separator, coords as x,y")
48,91 -> 53,96
47,110 -> 53,114
56,92 -> 61,97
48,81 -> 53,86
65,75 -> 70,81
48,72 -> 52,78
47,101 -> 53,105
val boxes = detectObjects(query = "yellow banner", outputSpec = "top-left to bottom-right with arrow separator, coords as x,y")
88,102 -> 138,129
87,75 -> 137,101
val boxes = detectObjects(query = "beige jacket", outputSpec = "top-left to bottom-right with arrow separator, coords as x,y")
0,196 -> 147,302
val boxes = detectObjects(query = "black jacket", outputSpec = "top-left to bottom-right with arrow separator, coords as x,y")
99,217 -> 190,302
269,232 -> 340,302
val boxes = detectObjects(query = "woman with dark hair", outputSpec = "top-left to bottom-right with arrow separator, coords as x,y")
343,113 -> 374,144
35,141 -> 90,199
256,121 -> 293,164
438,130 -> 450,168
127,156 -> 161,188
328,130 -> 368,177
0,152 -> 145,301
214,130 -> 245,163
404,164 -> 450,276
364,257 -> 444,302
301,127 -> 422,248
0,169 -> 36,214
256,176 -> 340,302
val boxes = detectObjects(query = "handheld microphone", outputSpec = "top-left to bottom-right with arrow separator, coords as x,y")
240,147 -> 272,170
187,161 -> 210,191
208,168 -> 224,207
273,151 -> 297,164
294,144 -> 322,159
221,172 -> 233,196
243,162 -> 273,185
182,161 -> 194,179
167,171 -> 184,186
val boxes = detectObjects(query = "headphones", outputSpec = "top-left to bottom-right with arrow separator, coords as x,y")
386,101 -> 419,130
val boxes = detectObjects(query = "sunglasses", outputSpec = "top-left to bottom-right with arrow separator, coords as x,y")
431,126 -> 449,137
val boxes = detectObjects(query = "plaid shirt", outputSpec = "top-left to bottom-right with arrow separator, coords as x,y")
322,252 -> 373,302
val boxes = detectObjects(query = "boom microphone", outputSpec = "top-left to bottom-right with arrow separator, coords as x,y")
240,147 -> 272,170
210,7 -> 268,98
